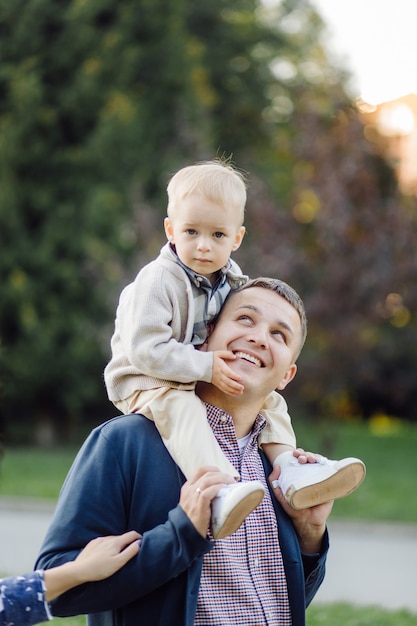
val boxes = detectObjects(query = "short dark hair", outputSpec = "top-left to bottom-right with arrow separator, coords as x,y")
232,277 -> 307,359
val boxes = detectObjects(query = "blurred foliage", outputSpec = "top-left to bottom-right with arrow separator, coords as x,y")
0,0 -> 416,442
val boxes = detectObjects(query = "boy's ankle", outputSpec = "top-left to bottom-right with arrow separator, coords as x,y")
272,449 -> 296,467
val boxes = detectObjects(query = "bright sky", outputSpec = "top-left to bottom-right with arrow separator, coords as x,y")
310,0 -> 417,104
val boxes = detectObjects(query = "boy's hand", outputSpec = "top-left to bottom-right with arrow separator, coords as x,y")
212,351 -> 244,395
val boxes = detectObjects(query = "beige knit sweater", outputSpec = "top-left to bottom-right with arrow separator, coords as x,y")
104,243 -> 247,402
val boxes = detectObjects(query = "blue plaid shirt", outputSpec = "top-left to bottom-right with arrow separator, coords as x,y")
171,247 -> 235,345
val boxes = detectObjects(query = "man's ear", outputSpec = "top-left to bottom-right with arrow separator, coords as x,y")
164,217 -> 174,243
232,226 -> 246,251
276,364 -> 297,391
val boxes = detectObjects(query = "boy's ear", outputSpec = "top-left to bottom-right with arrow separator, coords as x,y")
232,226 -> 246,251
164,217 -> 174,243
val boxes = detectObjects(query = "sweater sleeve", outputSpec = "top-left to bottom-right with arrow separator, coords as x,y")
302,530 -> 329,607
35,416 -> 213,617
112,263 -> 213,383
0,572 -> 52,626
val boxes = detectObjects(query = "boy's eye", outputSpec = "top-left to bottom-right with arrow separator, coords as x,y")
213,232 -> 225,239
186,229 -> 197,235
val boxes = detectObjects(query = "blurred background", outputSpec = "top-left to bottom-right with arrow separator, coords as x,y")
1,0 -> 417,446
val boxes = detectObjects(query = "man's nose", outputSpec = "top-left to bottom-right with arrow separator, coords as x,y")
247,326 -> 269,348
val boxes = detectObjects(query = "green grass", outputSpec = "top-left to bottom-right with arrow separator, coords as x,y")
307,603 -> 417,625
0,446 -> 79,499
37,619 -> 85,626
295,417 -> 417,523
32,604 -> 417,626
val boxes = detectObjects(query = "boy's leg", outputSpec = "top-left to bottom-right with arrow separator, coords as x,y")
260,390 -> 366,509
133,387 -> 239,479
258,390 -> 297,460
259,391 -> 296,450
113,397 -> 132,415
130,387 -> 265,538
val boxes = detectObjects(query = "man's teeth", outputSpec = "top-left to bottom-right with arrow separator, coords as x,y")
235,352 -> 261,367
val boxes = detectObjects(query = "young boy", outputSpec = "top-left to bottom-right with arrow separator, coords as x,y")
104,160 -> 365,538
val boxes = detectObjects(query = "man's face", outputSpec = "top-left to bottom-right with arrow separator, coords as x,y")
207,286 -> 301,398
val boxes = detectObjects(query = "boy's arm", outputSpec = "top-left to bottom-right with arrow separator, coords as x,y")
116,264 -> 213,383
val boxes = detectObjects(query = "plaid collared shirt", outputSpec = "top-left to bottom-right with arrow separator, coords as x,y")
172,249 -> 232,345
195,404 -> 292,626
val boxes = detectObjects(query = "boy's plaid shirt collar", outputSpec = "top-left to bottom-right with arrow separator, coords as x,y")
167,243 -> 231,290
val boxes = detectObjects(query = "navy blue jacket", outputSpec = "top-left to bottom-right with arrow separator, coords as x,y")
36,414 -> 328,626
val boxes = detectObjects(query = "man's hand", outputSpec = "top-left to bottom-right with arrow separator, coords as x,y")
179,466 -> 235,537
269,464 -> 333,554
211,351 -> 244,395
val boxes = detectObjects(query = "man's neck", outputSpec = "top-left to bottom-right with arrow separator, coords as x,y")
197,382 -> 263,439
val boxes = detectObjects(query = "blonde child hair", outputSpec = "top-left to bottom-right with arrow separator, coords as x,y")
166,160 -> 247,224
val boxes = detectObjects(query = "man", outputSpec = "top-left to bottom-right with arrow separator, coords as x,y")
36,277 -> 332,626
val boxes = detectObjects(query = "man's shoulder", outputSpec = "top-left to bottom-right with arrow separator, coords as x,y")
93,413 -> 164,449
90,413 -> 179,477
97,412 -> 158,434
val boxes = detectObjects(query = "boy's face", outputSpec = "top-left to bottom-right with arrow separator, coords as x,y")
164,192 -> 245,282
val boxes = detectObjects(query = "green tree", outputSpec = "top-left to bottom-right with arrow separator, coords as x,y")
239,83 -> 417,421
0,0 -> 303,440
0,0 -> 196,439
1,0 -> 416,443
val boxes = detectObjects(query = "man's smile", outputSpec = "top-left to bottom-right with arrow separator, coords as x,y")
233,351 -> 264,368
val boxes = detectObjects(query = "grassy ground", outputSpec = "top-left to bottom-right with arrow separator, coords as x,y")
306,603 -> 417,625
294,416 -> 417,523
0,446 -> 78,499
32,602 -> 417,626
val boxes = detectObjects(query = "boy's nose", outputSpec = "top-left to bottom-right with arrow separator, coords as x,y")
197,237 -> 211,251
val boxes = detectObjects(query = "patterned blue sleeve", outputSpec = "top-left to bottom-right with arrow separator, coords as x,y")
0,571 -> 52,626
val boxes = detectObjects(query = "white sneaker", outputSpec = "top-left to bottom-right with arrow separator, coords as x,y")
211,481 -> 265,539
273,452 -> 366,510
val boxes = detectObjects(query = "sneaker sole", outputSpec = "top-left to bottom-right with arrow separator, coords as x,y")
287,458 -> 366,510
213,489 -> 265,539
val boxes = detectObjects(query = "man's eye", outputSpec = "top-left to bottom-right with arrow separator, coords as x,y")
272,330 -> 286,341
213,232 -> 225,239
